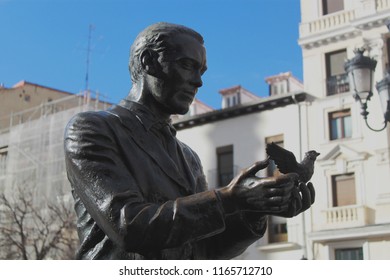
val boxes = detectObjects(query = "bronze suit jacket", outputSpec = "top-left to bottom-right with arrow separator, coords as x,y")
64,100 -> 267,259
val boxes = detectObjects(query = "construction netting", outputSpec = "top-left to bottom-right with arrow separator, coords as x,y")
0,93 -> 111,205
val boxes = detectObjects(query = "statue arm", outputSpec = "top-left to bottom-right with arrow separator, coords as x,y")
193,212 -> 267,259
64,112 -> 231,255
186,152 -> 268,259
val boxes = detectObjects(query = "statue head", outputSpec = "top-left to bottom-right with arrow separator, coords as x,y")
129,22 -> 204,84
128,22 -> 207,116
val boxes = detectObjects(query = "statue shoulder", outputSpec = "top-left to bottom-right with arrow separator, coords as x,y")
65,110 -> 117,139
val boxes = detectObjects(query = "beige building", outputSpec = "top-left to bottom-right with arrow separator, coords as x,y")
0,81 -> 111,202
0,81 -> 109,133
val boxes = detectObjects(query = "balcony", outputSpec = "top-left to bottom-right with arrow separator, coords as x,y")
326,74 -> 350,96
321,205 -> 375,230
377,0 -> 390,11
299,9 -> 355,38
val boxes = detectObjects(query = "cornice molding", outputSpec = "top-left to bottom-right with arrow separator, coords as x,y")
173,92 -> 309,130
299,9 -> 390,50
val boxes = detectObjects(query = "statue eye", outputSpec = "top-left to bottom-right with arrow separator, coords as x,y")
177,58 -> 195,70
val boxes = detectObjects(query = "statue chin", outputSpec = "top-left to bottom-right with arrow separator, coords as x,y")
166,104 -> 191,116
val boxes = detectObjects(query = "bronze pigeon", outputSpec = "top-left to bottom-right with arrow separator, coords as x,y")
266,142 -> 320,183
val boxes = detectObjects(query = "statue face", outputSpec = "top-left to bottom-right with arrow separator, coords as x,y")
150,33 -> 207,115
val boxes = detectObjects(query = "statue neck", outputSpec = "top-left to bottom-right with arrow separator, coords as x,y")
126,82 -> 170,122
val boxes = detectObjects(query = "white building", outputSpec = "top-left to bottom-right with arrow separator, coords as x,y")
175,0 -> 390,260
299,0 -> 390,260
175,76 -> 311,260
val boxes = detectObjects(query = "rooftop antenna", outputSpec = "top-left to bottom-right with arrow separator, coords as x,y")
85,24 -> 95,95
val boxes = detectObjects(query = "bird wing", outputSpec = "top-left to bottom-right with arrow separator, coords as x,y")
266,142 -> 299,174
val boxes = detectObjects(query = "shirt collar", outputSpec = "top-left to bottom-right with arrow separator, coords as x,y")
118,99 -> 173,132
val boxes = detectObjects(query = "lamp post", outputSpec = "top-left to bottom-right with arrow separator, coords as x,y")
344,48 -> 390,132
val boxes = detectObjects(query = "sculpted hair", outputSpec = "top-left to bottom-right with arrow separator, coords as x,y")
129,22 -> 204,84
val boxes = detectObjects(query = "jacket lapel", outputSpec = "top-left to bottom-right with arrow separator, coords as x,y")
109,105 -> 193,194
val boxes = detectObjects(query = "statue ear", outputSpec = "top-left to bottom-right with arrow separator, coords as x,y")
140,49 -> 159,76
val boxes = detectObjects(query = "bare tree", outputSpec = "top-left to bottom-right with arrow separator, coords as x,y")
0,186 -> 78,260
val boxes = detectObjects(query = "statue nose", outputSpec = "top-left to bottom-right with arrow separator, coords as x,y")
190,72 -> 203,88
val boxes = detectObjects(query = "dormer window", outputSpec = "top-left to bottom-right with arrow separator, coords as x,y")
265,72 -> 303,97
219,85 -> 259,109
225,94 -> 239,108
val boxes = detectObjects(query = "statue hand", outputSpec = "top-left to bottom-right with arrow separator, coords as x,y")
216,159 -> 299,215
265,180 -> 315,218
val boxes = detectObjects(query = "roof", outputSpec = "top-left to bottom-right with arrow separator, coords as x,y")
174,91 -> 312,130
265,71 -> 303,86
218,85 -> 242,95
11,80 -> 75,95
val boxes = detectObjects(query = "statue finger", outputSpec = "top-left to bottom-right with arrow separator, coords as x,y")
268,204 -> 289,214
275,173 -> 299,185
292,187 -> 302,213
242,158 -> 270,177
299,182 -> 312,212
307,182 -> 315,204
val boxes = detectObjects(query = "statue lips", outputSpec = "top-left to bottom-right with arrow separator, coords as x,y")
181,90 -> 197,101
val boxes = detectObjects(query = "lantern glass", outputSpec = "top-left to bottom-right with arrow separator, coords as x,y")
349,67 -> 374,102
376,79 -> 390,121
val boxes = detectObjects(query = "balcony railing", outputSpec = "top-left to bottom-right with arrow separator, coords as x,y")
321,205 -> 375,230
326,73 -> 350,96
300,10 -> 355,37
377,0 -> 390,10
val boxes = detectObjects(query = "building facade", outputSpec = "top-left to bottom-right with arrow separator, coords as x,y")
175,0 -> 390,260
175,76 -> 311,260
299,0 -> 390,260
2,1 -> 390,260
0,81 -> 110,204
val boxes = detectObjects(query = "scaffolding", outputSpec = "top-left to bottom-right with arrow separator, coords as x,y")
0,92 -> 111,204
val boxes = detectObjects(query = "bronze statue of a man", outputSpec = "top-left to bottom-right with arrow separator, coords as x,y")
64,22 -> 314,259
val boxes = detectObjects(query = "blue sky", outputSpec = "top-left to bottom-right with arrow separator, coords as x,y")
0,0 -> 302,109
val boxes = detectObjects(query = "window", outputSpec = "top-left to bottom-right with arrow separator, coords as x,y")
272,85 -> 278,95
216,145 -> 233,187
323,0 -> 344,15
329,109 -> 352,140
335,247 -> 363,260
0,146 -> 8,176
386,37 -> 390,69
226,97 -> 230,108
268,215 -> 288,243
265,135 -> 287,243
265,134 -> 284,177
332,173 -> 356,207
223,93 -> 241,109
326,50 -> 349,95
280,83 -> 285,94
232,96 -> 237,106
270,81 -> 289,96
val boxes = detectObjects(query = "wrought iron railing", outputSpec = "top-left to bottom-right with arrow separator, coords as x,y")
326,73 -> 350,96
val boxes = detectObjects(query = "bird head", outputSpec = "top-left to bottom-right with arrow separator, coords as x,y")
305,150 -> 320,161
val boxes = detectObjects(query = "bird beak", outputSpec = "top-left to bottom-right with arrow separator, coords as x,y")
316,152 -> 320,157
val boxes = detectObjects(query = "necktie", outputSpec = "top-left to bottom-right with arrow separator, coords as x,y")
158,123 -> 181,169
154,122 -> 192,189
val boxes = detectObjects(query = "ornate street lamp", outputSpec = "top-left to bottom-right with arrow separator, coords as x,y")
344,48 -> 390,131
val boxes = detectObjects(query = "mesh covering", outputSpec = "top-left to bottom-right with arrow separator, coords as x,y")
0,93 -> 111,204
